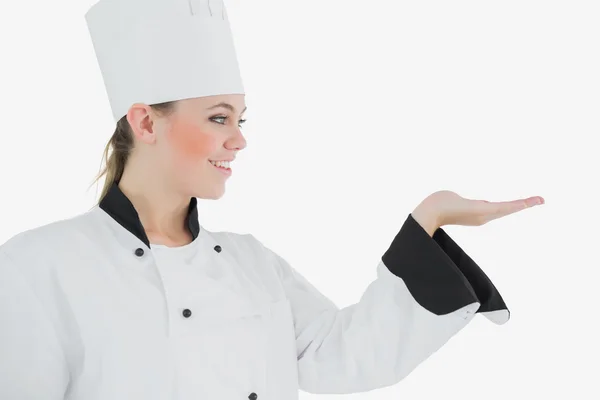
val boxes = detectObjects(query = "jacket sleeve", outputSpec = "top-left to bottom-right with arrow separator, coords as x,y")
0,250 -> 70,400
255,213 -> 509,394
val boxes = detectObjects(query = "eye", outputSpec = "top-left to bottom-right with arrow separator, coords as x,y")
211,116 -> 227,124
211,116 -> 247,128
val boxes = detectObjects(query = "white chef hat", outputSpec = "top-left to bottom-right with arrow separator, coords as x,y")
85,0 -> 244,122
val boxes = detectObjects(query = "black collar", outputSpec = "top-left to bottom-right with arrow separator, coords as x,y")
99,181 -> 200,248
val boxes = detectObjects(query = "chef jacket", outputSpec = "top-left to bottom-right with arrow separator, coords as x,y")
0,181 -> 509,400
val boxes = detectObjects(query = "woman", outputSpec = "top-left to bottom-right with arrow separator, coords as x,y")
0,0 -> 544,399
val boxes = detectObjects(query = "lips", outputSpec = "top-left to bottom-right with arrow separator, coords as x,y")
209,160 -> 232,176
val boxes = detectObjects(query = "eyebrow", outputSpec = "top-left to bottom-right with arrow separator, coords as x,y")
207,102 -> 247,114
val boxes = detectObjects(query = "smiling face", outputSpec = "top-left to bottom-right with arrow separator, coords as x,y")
152,94 -> 247,199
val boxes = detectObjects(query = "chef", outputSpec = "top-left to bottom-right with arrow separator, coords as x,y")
0,0 -> 545,399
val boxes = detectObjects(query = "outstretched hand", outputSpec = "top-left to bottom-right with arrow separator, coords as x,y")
412,190 -> 545,235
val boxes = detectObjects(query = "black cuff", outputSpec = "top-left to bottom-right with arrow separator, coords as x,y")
432,223 -> 509,323
381,213 -> 509,324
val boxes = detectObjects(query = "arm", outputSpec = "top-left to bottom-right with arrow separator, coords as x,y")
0,250 -> 70,399
254,213 -> 508,394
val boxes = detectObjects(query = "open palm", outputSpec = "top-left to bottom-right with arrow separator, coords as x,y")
427,190 -> 545,227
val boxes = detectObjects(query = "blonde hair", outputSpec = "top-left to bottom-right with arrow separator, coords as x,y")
90,102 -> 177,204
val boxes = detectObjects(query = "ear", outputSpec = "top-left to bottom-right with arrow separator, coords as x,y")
126,103 -> 157,145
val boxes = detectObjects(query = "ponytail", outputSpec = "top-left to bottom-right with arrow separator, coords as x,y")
90,101 -> 177,204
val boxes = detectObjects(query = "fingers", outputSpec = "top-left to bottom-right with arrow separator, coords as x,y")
486,196 -> 544,221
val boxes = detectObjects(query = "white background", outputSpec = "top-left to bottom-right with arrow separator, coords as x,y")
1,0 -> 598,398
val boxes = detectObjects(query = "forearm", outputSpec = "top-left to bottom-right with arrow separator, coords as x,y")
410,203 -> 441,237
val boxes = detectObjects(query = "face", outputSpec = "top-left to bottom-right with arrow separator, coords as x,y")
152,94 -> 247,200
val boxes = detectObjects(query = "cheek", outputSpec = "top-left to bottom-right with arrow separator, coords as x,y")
166,118 -> 216,161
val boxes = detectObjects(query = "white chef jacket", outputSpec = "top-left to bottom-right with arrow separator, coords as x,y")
0,181 -> 509,400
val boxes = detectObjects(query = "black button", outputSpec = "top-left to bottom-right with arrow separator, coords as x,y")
214,245 -> 221,253
182,309 -> 192,318
134,248 -> 144,257
248,393 -> 257,400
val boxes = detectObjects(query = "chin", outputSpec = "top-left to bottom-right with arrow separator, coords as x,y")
191,186 -> 226,200
202,192 -> 225,200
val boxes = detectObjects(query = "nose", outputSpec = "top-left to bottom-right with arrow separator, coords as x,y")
229,126 -> 247,152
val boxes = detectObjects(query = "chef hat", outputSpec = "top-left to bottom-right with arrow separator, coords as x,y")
85,0 -> 245,122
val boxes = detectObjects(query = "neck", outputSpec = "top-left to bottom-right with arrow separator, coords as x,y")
118,166 -> 192,243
